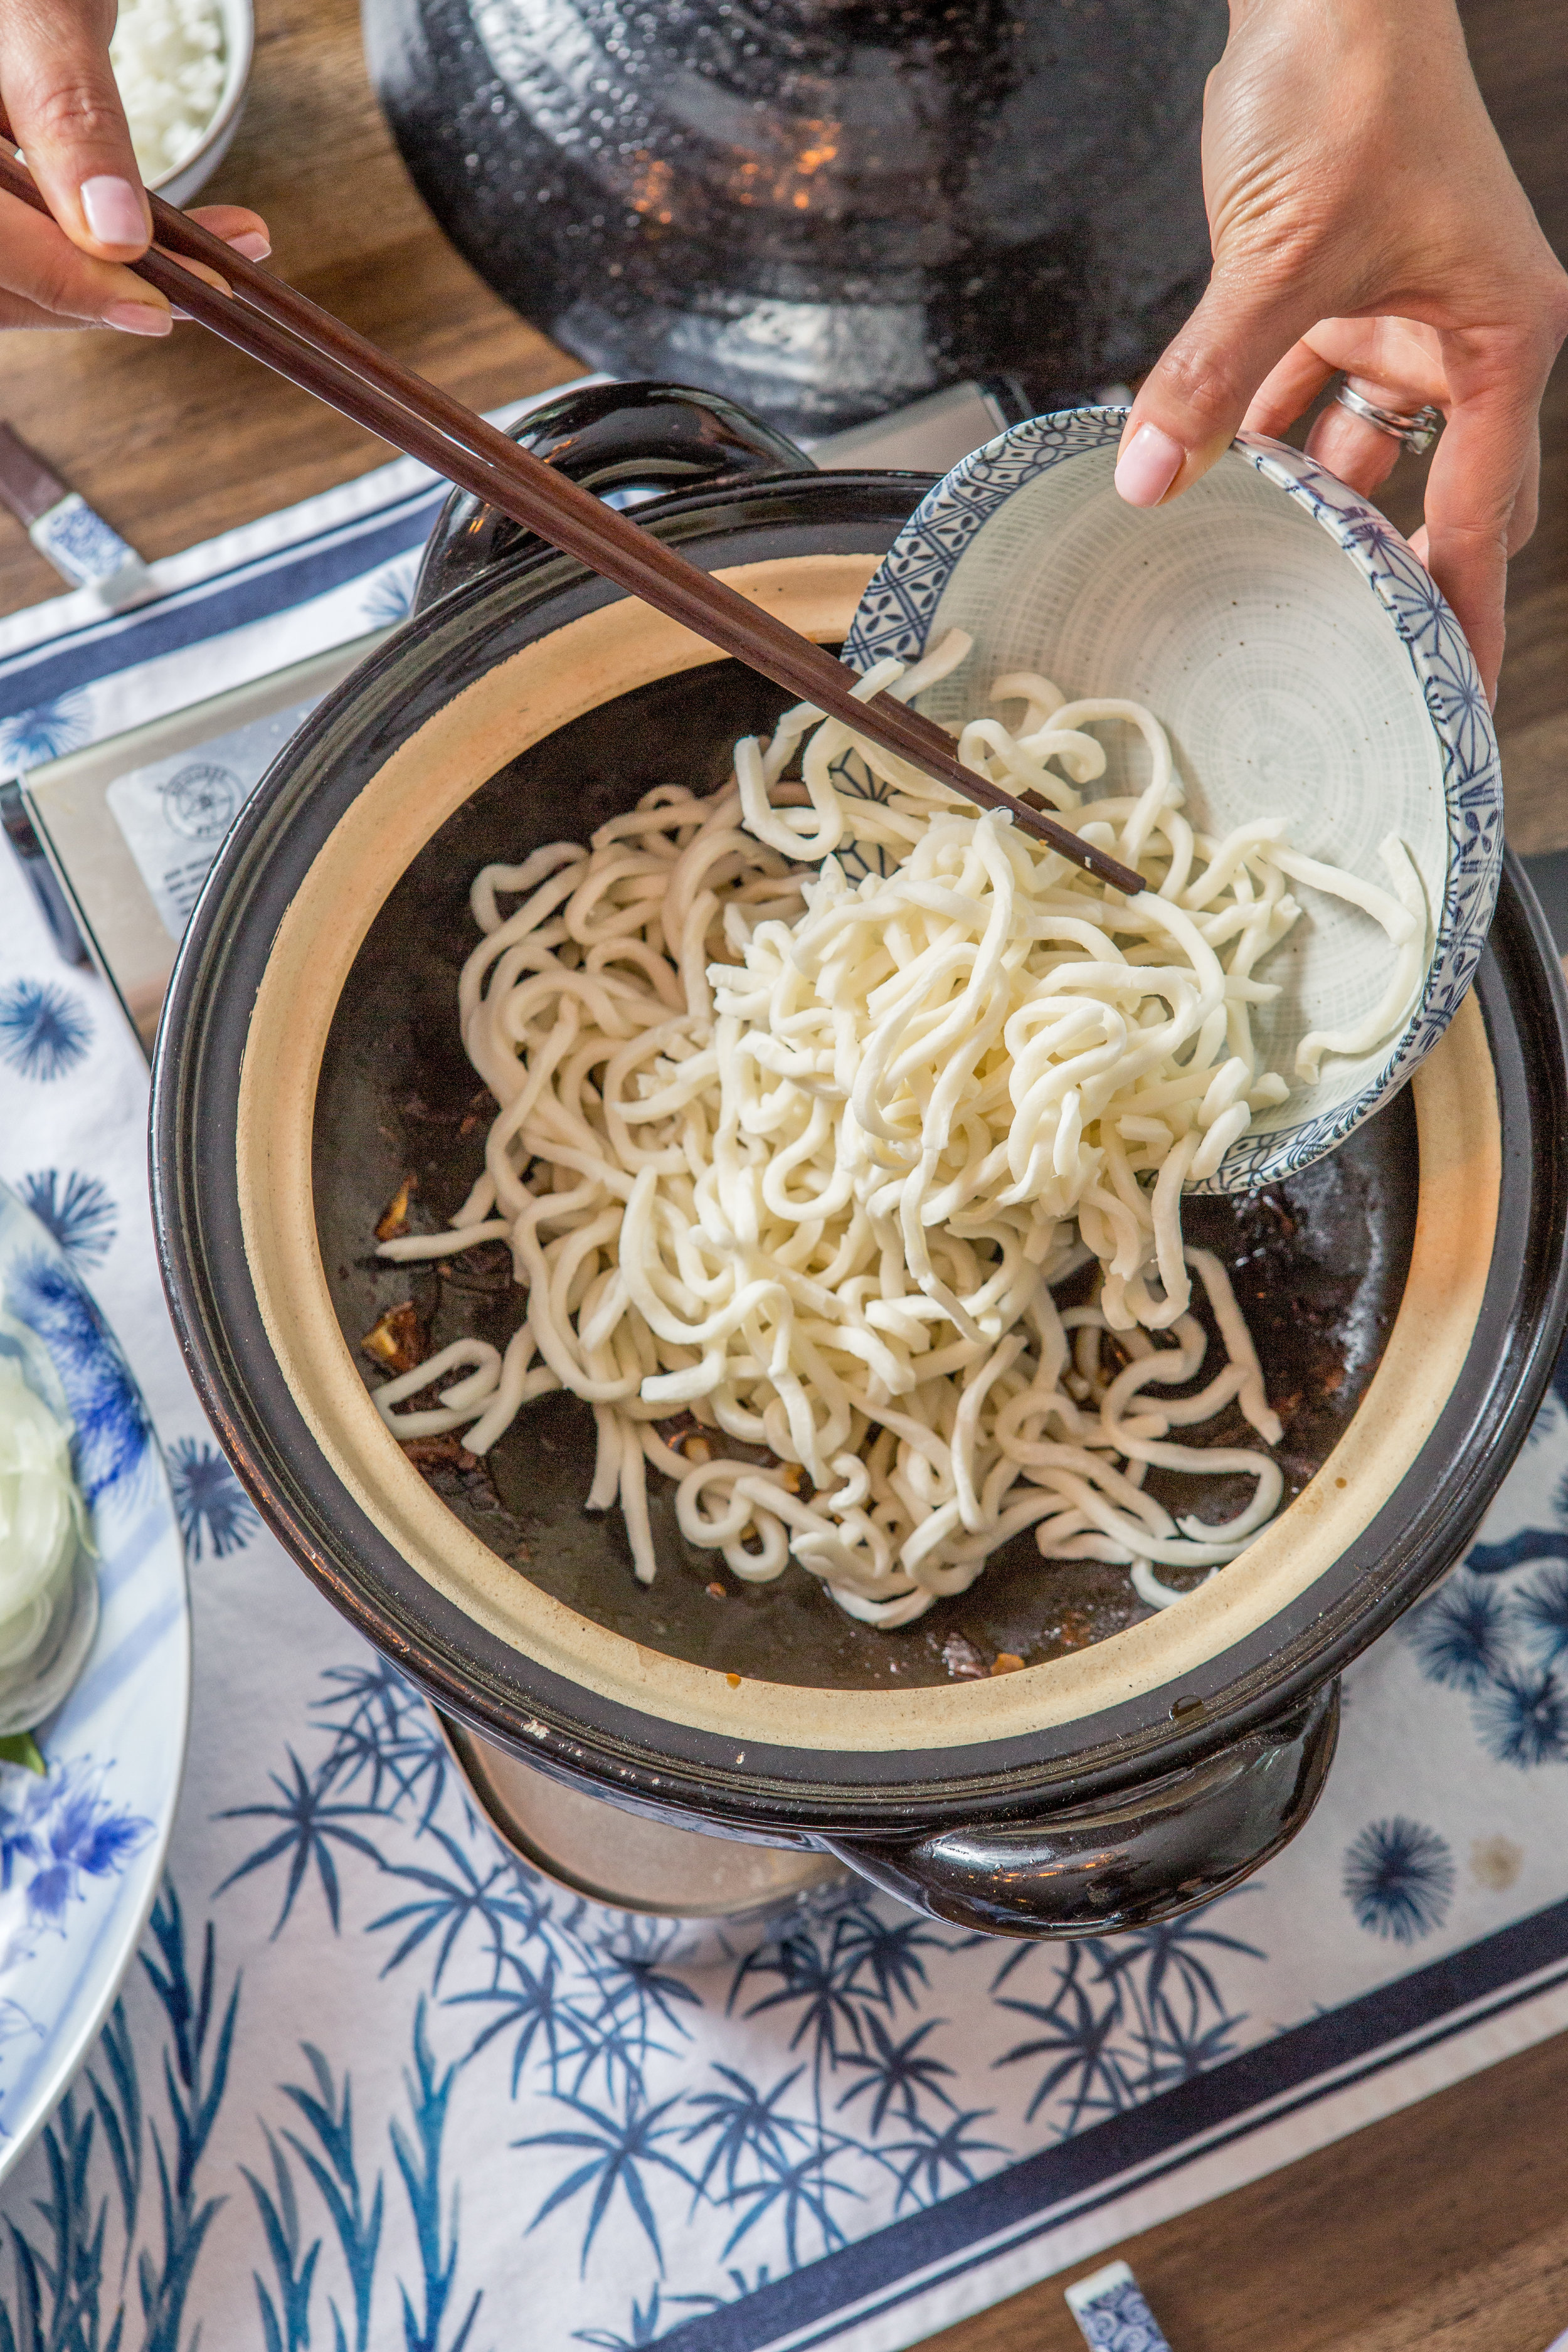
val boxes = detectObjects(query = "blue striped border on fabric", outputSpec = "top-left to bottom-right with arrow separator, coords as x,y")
0,484 -> 449,719
651,1893 -> 1568,2351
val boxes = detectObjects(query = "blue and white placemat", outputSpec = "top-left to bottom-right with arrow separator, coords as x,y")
1,443 -> 1568,2352
0,378 -> 604,756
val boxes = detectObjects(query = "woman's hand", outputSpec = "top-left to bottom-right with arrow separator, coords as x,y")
0,0 -> 268,336
1114,0 -> 1568,697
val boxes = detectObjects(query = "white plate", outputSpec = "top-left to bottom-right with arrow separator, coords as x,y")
0,1177 -> 188,2177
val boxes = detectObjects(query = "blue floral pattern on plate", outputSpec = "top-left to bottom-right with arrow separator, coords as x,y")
0,1178 -> 187,2181
842,408 -> 1503,1192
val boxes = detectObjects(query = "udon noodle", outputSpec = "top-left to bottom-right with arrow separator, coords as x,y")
373,636 -> 1422,1628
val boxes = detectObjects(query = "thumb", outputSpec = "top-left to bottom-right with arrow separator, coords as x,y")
1114,261 -> 1323,507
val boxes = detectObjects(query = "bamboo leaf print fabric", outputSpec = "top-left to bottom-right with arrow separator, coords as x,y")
2,457 -> 1568,2352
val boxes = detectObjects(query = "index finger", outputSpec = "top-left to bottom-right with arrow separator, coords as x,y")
1,0 -> 149,258
1421,352 -> 1543,701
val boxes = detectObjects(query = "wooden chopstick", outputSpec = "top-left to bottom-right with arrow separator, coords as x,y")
0,146 -> 1143,898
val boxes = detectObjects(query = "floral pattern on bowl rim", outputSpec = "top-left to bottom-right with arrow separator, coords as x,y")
842,406 -> 1504,1192
0,1177 -> 188,2178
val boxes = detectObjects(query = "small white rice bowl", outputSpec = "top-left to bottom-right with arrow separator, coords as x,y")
110,0 -> 228,183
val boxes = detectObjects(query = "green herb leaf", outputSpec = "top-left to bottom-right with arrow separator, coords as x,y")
0,1732 -> 45,1777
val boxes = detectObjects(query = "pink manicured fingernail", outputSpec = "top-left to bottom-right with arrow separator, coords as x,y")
1115,423 -> 1185,507
226,230 -> 271,260
104,300 -> 171,336
80,174 -> 147,246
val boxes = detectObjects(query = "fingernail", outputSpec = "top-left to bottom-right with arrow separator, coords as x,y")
104,300 -> 171,337
80,174 -> 147,247
1115,423 -> 1185,508
171,306 -> 192,321
226,230 -> 271,261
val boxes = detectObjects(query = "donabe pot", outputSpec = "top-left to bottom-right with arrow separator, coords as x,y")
152,384 -> 1568,1939
363,0 -> 1223,438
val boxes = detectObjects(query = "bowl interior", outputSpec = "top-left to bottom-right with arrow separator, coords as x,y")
853,433 -> 1455,1145
315,654 -> 1421,1694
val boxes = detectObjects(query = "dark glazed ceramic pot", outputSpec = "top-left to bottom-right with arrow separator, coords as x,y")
413,377 -> 816,607
151,384 -> 1568,1939
362,0 -> 1225,437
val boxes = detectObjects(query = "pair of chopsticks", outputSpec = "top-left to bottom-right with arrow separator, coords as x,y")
0,140 -> 1143,898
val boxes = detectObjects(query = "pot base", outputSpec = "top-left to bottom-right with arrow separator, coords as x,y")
441,1712 -> 854,1964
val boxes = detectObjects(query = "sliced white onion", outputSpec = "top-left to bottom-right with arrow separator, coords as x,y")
0,1331 -> 96,1734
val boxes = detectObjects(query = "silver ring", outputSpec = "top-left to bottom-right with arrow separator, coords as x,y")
1333,382 -> 1443,453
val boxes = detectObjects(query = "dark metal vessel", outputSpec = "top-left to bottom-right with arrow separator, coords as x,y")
363,0 -> 1226,437
151,384 -> 1568,1937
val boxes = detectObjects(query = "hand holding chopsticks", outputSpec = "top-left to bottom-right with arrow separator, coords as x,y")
0,137 -> 1143,898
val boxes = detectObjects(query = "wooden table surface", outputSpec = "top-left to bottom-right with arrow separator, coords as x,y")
3,3 -> 1565,2345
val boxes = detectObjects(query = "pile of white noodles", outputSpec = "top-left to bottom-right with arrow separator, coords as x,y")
373,635 -> 1423,1628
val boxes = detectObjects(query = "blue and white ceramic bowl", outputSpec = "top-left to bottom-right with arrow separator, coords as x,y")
0,1180 -> 188,2181
844,406 -> 1504,1192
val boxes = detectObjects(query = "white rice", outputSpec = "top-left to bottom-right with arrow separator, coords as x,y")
110,0 -> 227,183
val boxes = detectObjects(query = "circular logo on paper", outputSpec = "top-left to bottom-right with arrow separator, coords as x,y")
160,763 -> 240,841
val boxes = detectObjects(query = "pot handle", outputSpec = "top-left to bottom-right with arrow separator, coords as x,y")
821,1680 -> 1340,1938
413,378 -> 815,612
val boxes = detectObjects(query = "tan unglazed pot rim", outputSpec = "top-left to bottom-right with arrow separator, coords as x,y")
233,549 -> 1502,1757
